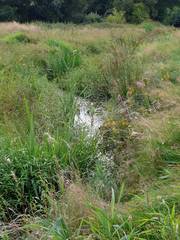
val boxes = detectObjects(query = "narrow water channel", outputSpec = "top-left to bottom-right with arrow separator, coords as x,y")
74,97 -> 106,135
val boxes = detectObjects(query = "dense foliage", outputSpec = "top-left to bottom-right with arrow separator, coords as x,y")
0,0 -> 180,25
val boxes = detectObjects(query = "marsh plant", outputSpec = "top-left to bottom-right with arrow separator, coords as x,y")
105,35 -> 144,99
46,39 -> 81,80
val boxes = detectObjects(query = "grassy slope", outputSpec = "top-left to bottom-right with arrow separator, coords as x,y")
0,21 -> 179,239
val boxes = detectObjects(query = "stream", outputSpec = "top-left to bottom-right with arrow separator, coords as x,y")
74,97 -> 106,135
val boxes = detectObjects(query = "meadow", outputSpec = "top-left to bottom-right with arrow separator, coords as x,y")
0,21 -> 179,239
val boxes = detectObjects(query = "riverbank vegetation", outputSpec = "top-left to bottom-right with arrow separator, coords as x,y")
0,21 -> 179,239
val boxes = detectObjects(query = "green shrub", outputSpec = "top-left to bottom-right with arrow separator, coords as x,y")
142,21 -> 157,32
47,39 -> 71,49
106,9 -> 125,24
84,12 -> 102,23
131,3 -> 150,24
0,141 -> 57,220
163,6 -> 180,27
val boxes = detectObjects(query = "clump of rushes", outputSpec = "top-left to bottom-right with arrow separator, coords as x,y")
104,34 -> 152,110
45,39 -> 81,80
106,36 -> 144,98
0,119 -> 98,220
63,62 -> 110,100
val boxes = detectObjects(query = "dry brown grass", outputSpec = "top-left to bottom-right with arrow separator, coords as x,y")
0,22 -> 145,47
0,22 -> 40,36
60,183 -> 107,230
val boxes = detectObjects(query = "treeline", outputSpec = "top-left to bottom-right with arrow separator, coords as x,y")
0,0 -> 180,26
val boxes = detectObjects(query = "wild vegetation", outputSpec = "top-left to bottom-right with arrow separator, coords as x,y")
0,0 -> 180,26
0,20 -> 179,239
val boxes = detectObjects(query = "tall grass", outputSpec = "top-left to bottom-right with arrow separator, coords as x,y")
23,189 -> 180,240
0,57 -> 98,221
46,39 -> 81,80
0,79 -> 99,219
0,22 -> 179,240
105,35 -> 144,99
0,118 -> 98,220
156,120 -> 180,164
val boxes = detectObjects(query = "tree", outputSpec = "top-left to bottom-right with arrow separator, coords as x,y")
131,2 -> 149,23
28,0 -> 64,22
0,5 -> 17,21
113,0 -> 135,21
0,0 -> 64,22
61,0 -> 87,23
163,6 -> 180,26
0,0 -> 180,23
87,0 -> 113,15
156,0 -> 180,21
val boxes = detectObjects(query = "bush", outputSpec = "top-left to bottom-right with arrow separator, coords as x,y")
84,13 -> 102,23
106,9 -> 125,24
163,6 -> 180,27
131,3 -> 150,24
142,21 -> 157,32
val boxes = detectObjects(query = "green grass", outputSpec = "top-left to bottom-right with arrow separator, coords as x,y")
45,39 -> 81,79
1,32 -> 34,44
0,22 -> 179,239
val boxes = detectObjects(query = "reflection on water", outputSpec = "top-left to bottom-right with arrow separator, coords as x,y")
74,98 -> 106,135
